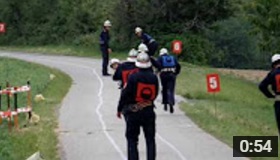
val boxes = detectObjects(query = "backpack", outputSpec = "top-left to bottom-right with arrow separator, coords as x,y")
162,55 -> 176,68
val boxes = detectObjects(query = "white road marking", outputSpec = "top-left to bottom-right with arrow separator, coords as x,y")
92,68 -> 127,160
157,133 -> 188,160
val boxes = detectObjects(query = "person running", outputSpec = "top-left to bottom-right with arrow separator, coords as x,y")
135,27 -> 158,57
259,54 -> 280,134
117,52 -> 159,160
157,48 -> 181,113
100,20 -> 112,76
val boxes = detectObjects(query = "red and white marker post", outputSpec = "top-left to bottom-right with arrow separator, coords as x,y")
206,73 -> 221,115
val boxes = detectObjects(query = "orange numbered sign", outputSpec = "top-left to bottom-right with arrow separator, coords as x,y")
172,40 -> 182,55
0,23 -> 6,33
206,74 -> 221,93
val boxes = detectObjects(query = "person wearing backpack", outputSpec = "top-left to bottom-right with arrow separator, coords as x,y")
117,52 -> 159,160
113,48 -> 139,89
157,48 -> 181,113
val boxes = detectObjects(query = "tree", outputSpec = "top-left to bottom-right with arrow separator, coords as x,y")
247,0 -> 280,53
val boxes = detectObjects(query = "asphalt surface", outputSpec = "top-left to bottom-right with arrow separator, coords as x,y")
0,51 -> 248,160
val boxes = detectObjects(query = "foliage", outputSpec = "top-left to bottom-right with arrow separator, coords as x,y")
205,17 -> 267,69
246,0 -> 280,53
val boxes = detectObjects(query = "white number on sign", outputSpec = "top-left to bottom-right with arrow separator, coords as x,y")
174,43 -> 180,51
263,140 -> 272,152
209,77 -> 217,89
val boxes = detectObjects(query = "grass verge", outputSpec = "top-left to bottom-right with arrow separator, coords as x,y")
177,64 -> 278,160
0,58 -> 71,160
0,45 -> 128,59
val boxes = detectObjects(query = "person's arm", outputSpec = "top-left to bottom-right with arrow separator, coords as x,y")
117,75 -> 135,118
113,65 -> 122,81
259,72 -> 275,98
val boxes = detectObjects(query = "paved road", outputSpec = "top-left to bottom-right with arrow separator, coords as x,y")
0,51 -> 248,160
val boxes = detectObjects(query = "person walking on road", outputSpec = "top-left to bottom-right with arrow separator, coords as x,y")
157,48 -> 181,113
259,54 -> 280,134
135,27 -> 158,57
117,52 -> 159,160
100,20 -> 112,76
113,48 -> 138,89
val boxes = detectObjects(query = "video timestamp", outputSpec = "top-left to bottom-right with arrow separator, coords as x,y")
233,136 -> 278,157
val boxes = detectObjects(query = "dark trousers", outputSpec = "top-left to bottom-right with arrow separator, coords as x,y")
160,73 -> 176,105
101,47 -> 109,75
125,109 -> 156,160
148,42 -> 158,57
274,102 -> 280,134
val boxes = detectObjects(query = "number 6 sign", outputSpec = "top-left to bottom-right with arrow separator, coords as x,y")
0,23 -> 6,33
172,40 -> 182,55
206,74 -> 221,93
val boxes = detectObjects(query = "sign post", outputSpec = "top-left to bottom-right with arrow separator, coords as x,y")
206,73 -> 221,116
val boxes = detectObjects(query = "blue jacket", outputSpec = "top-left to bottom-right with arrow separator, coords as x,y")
156,54 -> 181,75
141,33 -> 155,46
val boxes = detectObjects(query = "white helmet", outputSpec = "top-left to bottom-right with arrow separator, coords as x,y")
138,43 -> 148,52
110,58 -> 120,67
272,54 -> 280,63
127,48 -> 138,62
135,52 -> 152,69
104,20 -> 112,27
135,27 -> 142,34
159,48 -> 168,56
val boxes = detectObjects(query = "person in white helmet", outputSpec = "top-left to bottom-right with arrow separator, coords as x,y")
259,54 -> 280,134
138,43 -> 149,53
135,27 -> 158,57
100,20 -> 112,76
156,48 -> 181,113
113,48 -> 139,89
118,52 -> 159,160
110,58 -> 120,70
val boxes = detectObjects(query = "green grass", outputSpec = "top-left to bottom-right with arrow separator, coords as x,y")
177,64 -> 278,160
0,45 -> 128,59
0,58 -> 72,160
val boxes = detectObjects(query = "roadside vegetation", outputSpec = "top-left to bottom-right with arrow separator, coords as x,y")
0,58 -> 71,160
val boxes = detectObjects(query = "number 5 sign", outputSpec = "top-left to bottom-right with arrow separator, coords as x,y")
0,23 -> 6,33
206,74 -> 221,93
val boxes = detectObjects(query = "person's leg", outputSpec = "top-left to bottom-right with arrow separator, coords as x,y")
148,42 -> 158,57
142,111 -> 156,160
125,114 -> 141,160
274,103 -> 280,135
167,74 -> 176,106
102,48 -> 109,75
160,74 -> 168,110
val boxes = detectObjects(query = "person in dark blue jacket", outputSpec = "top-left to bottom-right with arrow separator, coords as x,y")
259,54 -> 280,134
113,48 -> 138,89
157,48 -> 181,113
135,27 -> 158,57
117,52 -> 159,160
100,20 -> 112,76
